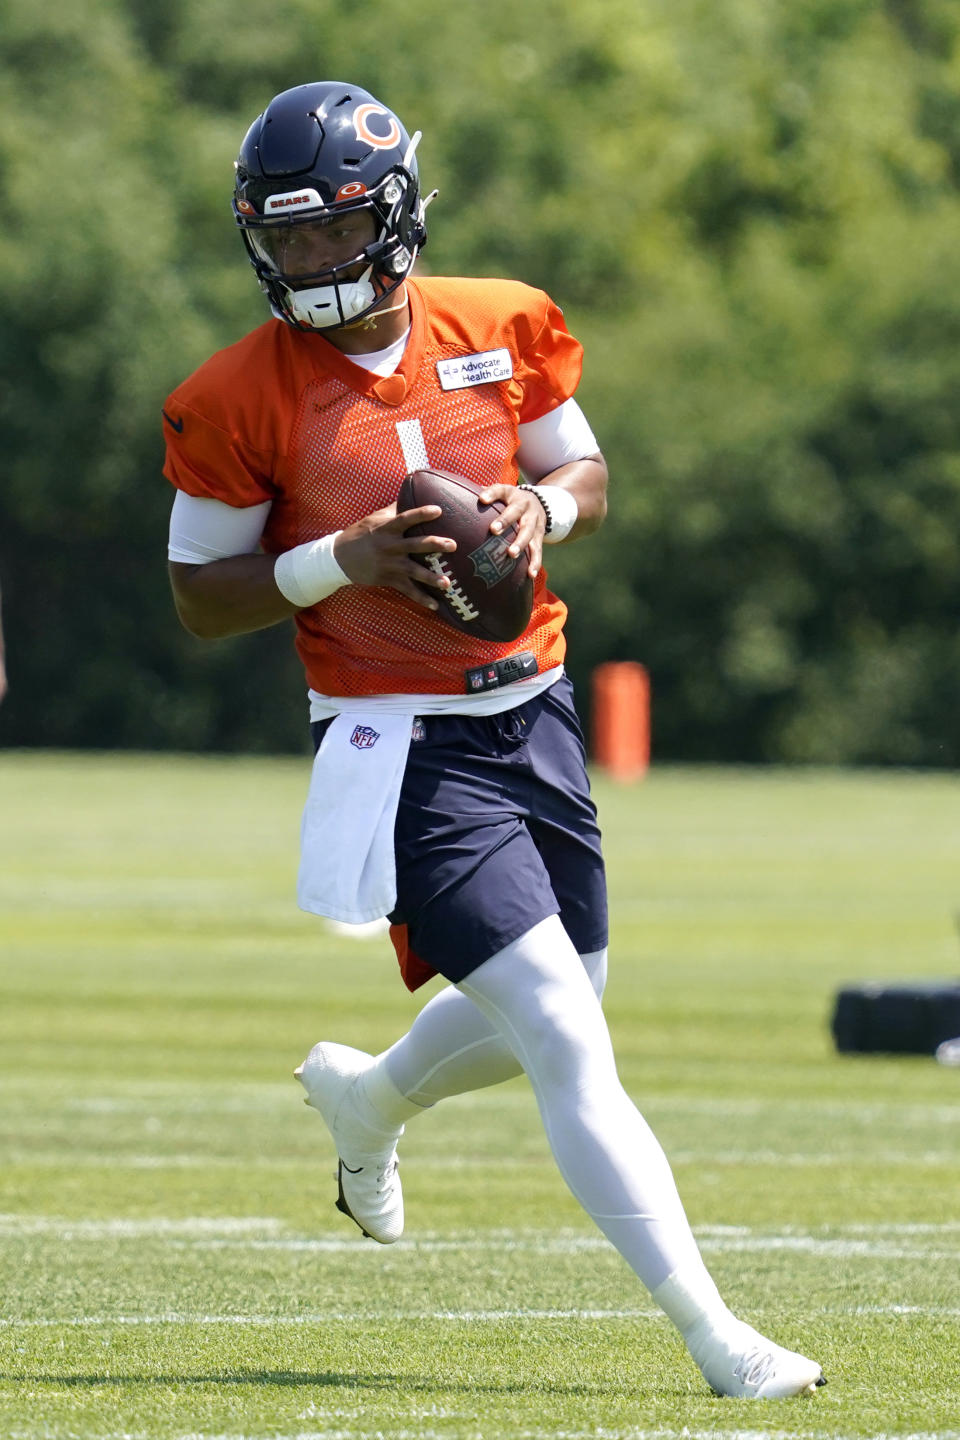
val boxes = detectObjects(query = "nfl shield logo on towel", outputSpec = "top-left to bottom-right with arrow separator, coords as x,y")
350,724 -> 380,750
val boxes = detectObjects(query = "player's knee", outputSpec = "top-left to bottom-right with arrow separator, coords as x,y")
521,990 -> 614,1091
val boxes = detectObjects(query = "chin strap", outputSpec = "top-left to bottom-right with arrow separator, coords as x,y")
343,288 -> 411,332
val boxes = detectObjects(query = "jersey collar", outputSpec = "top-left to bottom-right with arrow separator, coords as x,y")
297,281 -> 427,408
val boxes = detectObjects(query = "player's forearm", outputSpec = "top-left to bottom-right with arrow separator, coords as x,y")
536,453 -> 608,541
168,555 -> 301,638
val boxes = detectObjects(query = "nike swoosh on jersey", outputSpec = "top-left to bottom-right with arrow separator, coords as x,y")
163,409 -> 184,433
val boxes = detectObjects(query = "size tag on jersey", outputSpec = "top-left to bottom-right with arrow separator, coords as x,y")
464,652 -> 538,693
436,349 -> 513,391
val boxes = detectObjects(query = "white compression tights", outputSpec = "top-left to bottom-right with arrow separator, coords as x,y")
351,916 -> 824,1392
456,916 -> 715,1295
382,935 -> 607,1104
368,915 -> 725,1308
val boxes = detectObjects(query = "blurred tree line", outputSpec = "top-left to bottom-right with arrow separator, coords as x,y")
1,0 -> 958,763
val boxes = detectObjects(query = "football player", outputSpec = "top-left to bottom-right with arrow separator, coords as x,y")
163,81 -> 823,1400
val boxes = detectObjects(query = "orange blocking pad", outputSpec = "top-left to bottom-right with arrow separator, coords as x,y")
591,661 -> 651,780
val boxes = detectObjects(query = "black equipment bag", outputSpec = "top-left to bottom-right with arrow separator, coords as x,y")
831,980 -> 960,1055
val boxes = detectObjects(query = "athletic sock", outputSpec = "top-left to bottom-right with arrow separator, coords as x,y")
651,1267 -> 733,1336
358,1053 -> 429,1128
329,1066 -> 408,1151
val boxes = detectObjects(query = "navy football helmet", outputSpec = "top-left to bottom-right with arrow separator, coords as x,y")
233,82 -> 432,331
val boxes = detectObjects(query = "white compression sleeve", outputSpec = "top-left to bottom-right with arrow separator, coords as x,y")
516,398 -> 599,479
167,493 -> 348,607
168,492 -> 272,564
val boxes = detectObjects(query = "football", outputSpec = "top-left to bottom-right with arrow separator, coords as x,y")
397,468 -> 534,642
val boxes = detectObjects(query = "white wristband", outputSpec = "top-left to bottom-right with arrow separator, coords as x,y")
274,532 -> 350,608
523,484 -> 579,543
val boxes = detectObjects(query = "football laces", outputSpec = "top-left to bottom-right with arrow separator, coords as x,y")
423,553 -> 480,621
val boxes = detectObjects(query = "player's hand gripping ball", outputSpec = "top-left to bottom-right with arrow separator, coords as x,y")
397,469 -> 534,642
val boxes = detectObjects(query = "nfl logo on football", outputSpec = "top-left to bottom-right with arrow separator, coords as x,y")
469,534 -> 515,587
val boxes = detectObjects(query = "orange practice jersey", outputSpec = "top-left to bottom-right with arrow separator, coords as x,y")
162,276 -> 582,696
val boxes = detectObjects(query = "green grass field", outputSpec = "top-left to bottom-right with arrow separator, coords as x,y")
1,751 -> 959,1440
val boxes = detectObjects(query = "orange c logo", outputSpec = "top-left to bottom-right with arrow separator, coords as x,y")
353,103 -> 402,150
335,181 -> 368,201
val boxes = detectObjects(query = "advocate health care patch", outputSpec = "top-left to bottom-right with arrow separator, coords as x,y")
436,348 -> 513,390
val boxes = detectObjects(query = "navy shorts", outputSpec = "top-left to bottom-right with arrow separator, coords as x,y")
311,675 -> 607,983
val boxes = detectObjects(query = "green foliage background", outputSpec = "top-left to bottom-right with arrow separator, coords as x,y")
1,0 -> 959,762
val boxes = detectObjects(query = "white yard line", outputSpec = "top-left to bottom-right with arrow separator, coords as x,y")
697,1235 -> 960,1260
30,1089 -> 957,1128
0,1309 -> 657,1327
2,1303 -> 959,1329
4,1146 -> 958,1169
1,1216 -> 958,1252
9,1428 -> 960,1440
0,1215 -> 286,1237
181,1236 -> 960,1261
647,1096 -> 960,1124
670,1150 -> 960,1168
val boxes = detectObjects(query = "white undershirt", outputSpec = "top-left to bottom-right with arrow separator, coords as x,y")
347,327 -> 411,377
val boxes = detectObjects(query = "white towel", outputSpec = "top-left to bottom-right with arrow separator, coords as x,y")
297,711 -> 414,924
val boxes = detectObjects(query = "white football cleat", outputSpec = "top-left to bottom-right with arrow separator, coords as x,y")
295,1041 -> 404,1245
686,1316 -> 826,1399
